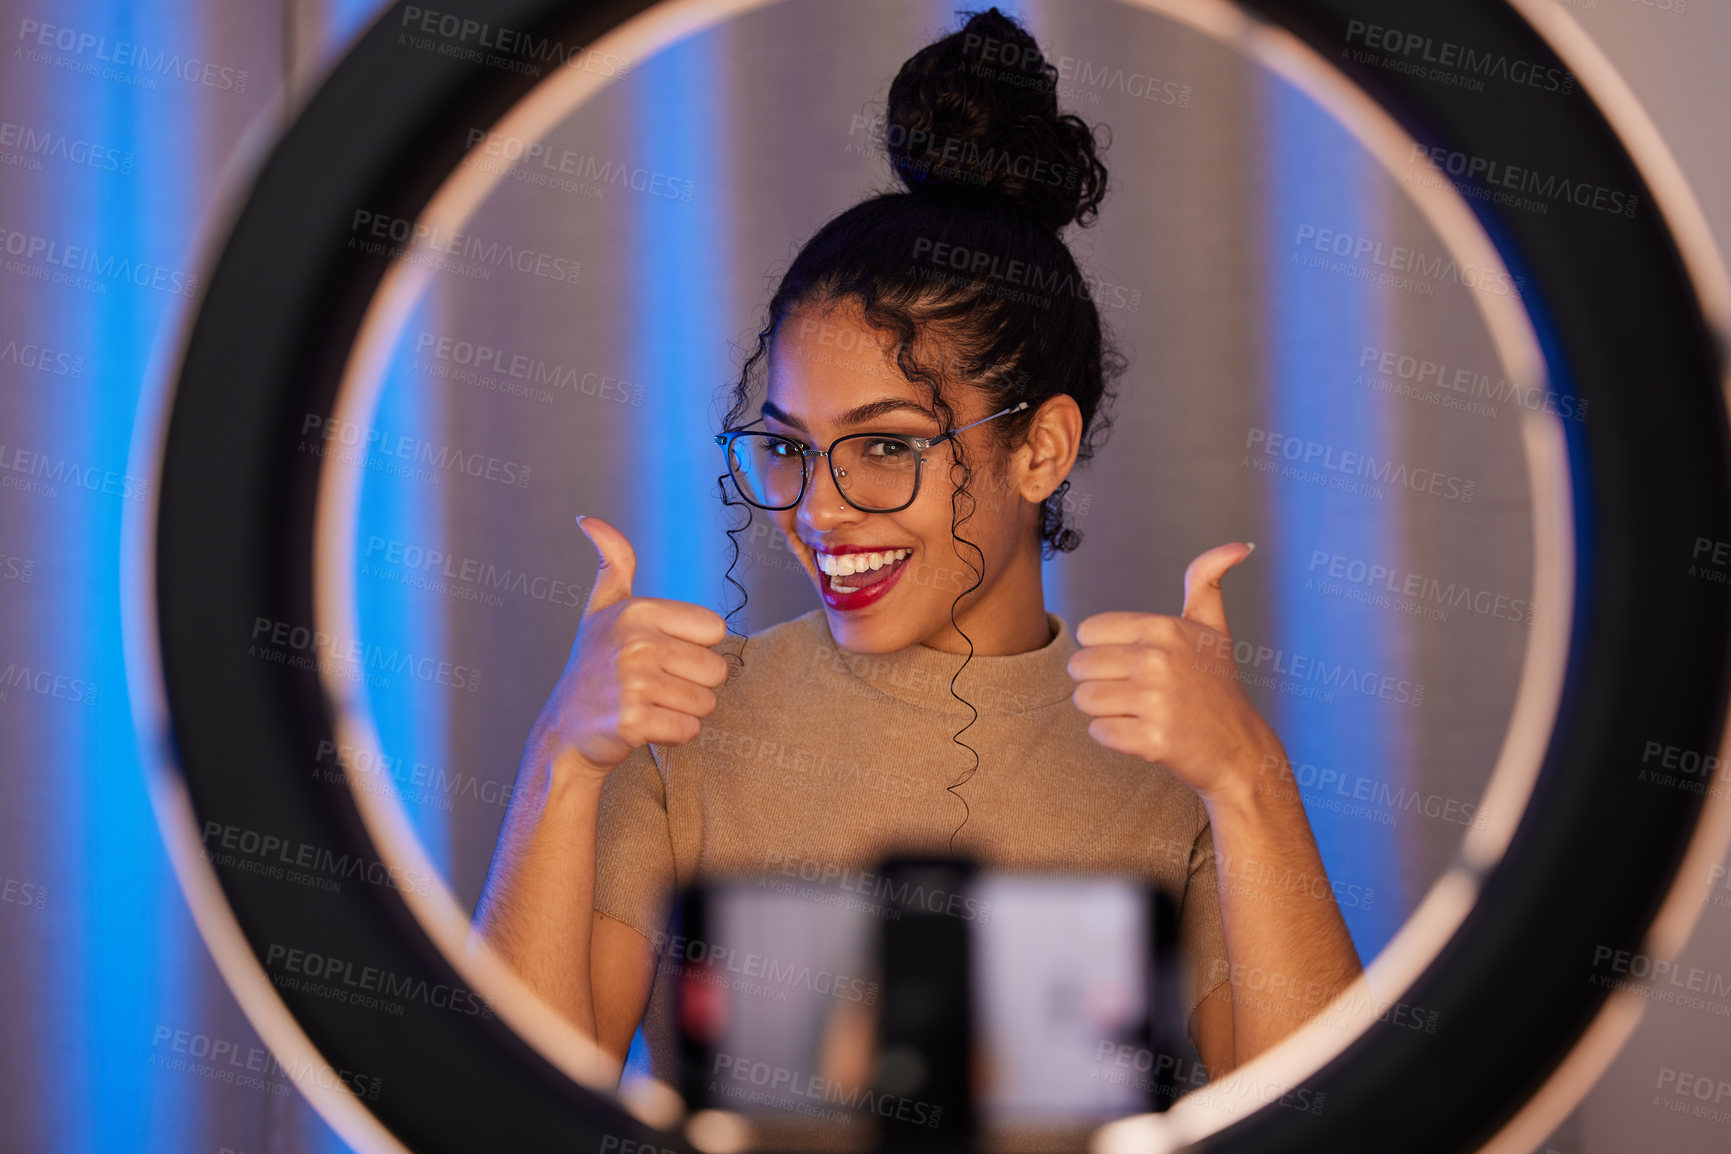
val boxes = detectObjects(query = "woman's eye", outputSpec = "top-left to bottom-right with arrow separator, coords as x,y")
863,438 -> 909,459
769,440 -> 803,458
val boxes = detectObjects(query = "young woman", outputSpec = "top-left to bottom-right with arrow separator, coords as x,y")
477,4 -> 1361,1106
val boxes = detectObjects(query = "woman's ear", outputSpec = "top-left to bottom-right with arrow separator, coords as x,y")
1020,394 -> 1083,501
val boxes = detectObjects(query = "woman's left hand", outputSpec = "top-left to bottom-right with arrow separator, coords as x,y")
1067,542 -> 1282,802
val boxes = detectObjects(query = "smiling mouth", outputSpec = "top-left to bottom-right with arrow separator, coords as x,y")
814,547 -> 913,591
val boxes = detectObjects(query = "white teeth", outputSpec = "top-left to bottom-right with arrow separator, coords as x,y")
816,548 -> 909,577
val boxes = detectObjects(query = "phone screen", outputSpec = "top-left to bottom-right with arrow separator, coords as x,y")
674,877 -> 883,1151
971,874 -> 1170,1143
674,863 -> 1178,1153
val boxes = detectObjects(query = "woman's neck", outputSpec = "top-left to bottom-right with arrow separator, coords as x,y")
915,547 -> 1054,656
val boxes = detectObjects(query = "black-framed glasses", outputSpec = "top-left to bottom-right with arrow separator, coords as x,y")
714,400 -> 1030,513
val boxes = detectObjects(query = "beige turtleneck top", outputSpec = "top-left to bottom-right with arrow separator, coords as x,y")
593,605 -> 1228,1094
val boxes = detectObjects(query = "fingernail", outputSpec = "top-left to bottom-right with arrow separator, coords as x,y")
576,514 -> 587,526
1244,541 -> 1256,554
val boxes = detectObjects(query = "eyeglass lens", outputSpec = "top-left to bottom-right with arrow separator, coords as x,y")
727,434 -> 920,511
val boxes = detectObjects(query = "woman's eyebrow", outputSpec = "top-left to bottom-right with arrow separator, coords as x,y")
760,397 -> 934,430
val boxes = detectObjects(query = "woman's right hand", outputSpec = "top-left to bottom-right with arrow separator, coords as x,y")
529,515 -> 732,782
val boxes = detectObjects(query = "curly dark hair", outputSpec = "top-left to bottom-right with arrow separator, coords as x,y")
715,6 -> 1127,846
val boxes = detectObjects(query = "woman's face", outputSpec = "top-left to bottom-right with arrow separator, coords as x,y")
761,300 -> 1044,655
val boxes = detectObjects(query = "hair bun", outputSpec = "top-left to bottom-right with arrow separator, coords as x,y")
884,7 -> 1107,232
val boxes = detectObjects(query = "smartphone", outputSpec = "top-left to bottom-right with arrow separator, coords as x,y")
967,870 -> 1182,1148
674,872 -> 884,1152
674,856 -> 1182,1153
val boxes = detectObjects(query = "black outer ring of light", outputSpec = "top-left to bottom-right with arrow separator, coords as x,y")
151,1 -> 1730,1153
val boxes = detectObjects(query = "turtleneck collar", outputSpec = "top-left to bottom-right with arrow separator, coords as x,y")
806,609 -> 1080,717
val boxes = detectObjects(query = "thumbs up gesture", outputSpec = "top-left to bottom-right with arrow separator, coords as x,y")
1067,542 -> 1281,800
528,515 -> 732,783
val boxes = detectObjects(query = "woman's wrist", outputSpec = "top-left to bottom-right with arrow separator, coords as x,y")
548,746 -> 615,793
1197,735 -> 1303,828
518,726 -> 614,808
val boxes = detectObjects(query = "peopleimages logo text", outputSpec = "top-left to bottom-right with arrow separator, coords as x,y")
1293,224 -> 1525,299
397,7 -> 630,77
348,210 -> 582,285
1246,427 -> 1474,503
264,944 -> 494,1018
1409,144 -> 1639,218
1343,19 -> 1574,94
0,226 -> 198,296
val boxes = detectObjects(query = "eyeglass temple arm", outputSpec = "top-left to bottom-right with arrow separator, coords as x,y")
916,399 -> 1030,448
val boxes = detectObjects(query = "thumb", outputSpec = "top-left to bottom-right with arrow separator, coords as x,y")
1181,541 -> 1255,636
577,515 -> 637,618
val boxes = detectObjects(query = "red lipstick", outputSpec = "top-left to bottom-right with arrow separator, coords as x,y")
806,543 -> 915,612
